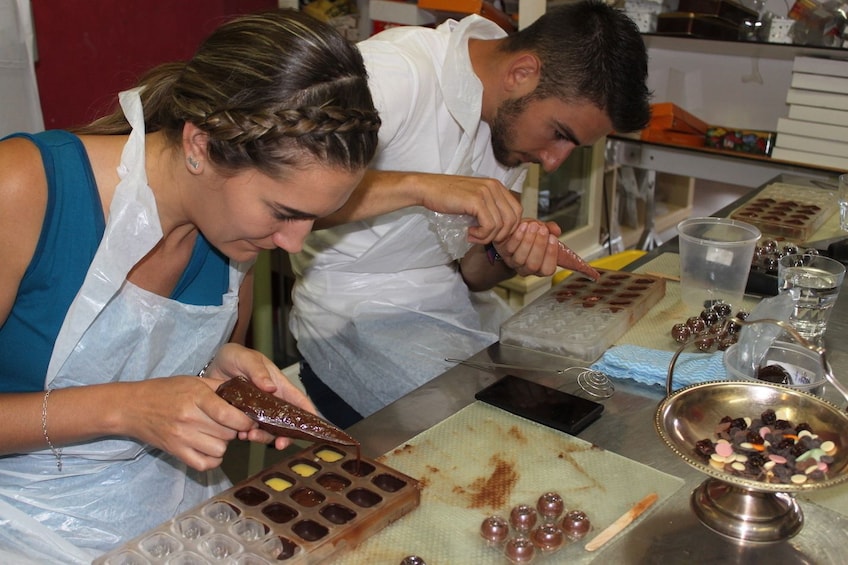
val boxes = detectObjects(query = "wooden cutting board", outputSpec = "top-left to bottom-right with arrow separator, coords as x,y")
334,402 -> 684,564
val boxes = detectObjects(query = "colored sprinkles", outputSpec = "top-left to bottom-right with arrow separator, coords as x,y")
694,409 -> 837,485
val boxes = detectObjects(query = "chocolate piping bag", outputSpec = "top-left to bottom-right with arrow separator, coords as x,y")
217,377 -> 359,448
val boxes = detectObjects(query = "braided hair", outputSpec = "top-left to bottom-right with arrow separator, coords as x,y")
75,10 -> 380,176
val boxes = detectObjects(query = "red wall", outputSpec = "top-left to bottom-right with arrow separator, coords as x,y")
32,0 -> 277,130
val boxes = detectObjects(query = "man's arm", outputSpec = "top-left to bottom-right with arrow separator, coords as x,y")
314,169 -> 523,245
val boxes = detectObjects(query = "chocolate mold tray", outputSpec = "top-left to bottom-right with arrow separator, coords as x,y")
499,269 -> 666,363
730,182 -> 837,242
94,444 -> 421,564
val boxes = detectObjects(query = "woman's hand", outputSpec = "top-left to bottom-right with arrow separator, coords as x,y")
116,344 -> 316,471
198,343 -> 318,450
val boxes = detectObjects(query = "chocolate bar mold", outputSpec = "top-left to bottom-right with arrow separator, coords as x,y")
730,182 -> 837,242
94,444 -> 421,564
499,269 -> 666,363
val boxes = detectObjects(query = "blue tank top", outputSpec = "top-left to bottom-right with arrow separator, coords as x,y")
0,131 -> 229,393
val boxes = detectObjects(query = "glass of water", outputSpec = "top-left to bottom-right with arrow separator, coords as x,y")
778,253 -> 845,342
840,174 -> 848,232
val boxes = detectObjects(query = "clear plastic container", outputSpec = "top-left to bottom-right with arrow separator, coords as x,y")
723,340 -> 825,396
678,217 -> 761,313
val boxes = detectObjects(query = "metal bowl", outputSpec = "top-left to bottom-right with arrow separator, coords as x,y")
656,380 -> 848,493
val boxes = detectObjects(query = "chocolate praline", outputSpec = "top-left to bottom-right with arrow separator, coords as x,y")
530,523 -> 565,552
504,536 -> 536,563
536,492 -> 564,520
480,515 -> 510,545
561,510 -> 591,540
509,504 -> 537,533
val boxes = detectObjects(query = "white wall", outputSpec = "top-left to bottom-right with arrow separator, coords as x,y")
0,0 -> 43,136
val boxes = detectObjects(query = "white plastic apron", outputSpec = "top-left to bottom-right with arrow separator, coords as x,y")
0,89 -> 247,563
292,120 -> 525,417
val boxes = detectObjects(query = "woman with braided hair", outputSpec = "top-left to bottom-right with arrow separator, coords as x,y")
0,10 -> 381,562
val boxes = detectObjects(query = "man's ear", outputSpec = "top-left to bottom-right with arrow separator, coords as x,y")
182,122 -> 209,174
504,52 -> 541,97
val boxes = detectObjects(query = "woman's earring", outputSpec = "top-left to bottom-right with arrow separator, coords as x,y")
187,156 -> 200,170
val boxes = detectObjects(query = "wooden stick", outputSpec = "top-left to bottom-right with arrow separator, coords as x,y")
584,492 -> 659,552
643,271 -> 681,282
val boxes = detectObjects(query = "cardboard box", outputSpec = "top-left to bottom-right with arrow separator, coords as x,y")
650,102 -> 709,134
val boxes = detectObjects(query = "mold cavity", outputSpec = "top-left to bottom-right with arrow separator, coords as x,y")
202,501 -> 240,524
289,460 -> 319,477
372,473 -> 407,492
314,446 -> 345,462
347,488 -> 383,508
199,533 -> 242,560
234,486 -> 269,506
292,520 -> 329,542
290,487 -> 325,507
320,503 -> 357,525
609,300 -> 633,306
633,279 -> 655,285
262,473 -> 295,492
609,274 -> 629,280
316,473 -> 350,492
230,518 -> 269,542
342,459 -> 375,477
173,516 -> 213,541
625,286 -> 648,292
139,532 -> 182,559
262,502 -> 298,524
263,536 -> 299,561
565,283 -> 588,290
617,292 -> 640,299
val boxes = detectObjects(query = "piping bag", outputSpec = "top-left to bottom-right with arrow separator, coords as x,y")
557,240 -> 600,281
217,377 -> 359,448
429,212 -> 600,281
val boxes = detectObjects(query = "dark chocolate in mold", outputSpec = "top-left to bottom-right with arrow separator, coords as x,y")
234,486 -> 270,506
94,443 -> 421,564
729,183 -> 836,241
500,268 -> 667,363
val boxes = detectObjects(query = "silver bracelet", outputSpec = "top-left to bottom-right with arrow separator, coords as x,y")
197,357 -> 214,378
41,388 -> 63,472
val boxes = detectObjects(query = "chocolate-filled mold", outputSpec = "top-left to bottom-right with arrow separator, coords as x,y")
500,269 -> 666,363
729,182 -> 836,241
94,443 -> 421,565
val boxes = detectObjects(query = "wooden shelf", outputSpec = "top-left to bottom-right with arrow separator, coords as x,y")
642,33 -> 848,62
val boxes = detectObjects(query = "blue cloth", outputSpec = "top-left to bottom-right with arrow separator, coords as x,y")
590,344 -> 727,390
0,131 -> 229,393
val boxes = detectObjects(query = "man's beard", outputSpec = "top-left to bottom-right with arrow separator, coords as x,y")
489,95 -> 529,168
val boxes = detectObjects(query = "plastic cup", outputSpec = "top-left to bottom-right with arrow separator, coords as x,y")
838,174 -> 848,232
677,217 -> 761,312
778,253 -> 845,342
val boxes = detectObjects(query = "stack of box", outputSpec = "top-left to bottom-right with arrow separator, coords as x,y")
640,102 -> 709,147
772,55 -> 848,170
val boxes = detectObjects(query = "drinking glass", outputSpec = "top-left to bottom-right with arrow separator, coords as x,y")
778,253 -> 845,342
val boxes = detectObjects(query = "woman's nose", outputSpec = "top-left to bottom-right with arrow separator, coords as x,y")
271,221 -> 314,254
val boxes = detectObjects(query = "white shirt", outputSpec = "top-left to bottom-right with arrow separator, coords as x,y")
289,15 -> 527,417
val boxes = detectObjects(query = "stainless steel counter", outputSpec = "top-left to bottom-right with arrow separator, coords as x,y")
347,173 -> 848,563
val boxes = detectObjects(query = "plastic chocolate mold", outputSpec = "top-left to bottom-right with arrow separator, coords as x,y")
730,182 -> 837,242
94,444 -> 421,564
499,269 -> 666,363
